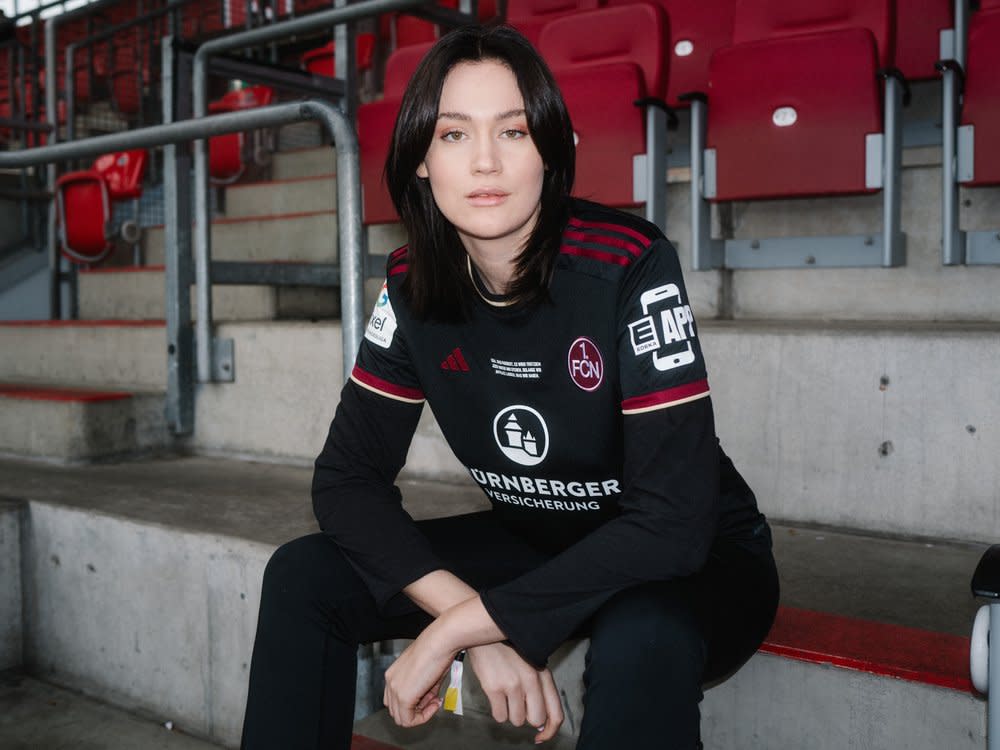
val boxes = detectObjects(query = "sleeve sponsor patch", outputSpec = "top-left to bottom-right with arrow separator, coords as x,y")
627,283 -> 698,372
364,280 -> 398,349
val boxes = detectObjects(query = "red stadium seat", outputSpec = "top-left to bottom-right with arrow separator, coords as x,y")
539,3 -> 670,222
959,8 -> 1000,186
607,0 -> 736,107
356,43 -> 432,224
506,0 -> 603,48
301,33 -> 376,76
707,28 -> 882,201
894,0 -> 954,81
208,85 -> 275,184
56,150 -> 149,265
732,0 -> 895,69
689,0 -> 904,268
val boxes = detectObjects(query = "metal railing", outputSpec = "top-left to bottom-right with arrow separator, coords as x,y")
0,98 -> 365,427
187,0 -> 475,383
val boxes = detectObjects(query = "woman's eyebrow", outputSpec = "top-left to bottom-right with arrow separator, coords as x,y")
436,108 -> 527,121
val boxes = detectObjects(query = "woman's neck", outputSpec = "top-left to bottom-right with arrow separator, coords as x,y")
464,242 -> 517,295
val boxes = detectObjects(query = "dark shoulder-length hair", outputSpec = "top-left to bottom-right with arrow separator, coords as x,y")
385,23 -> 576,322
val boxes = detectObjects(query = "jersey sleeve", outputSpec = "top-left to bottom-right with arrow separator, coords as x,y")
313,277 -> 442,614
617,238 -> 710,414
351,278 -> 425,405
312,379 -> 445,614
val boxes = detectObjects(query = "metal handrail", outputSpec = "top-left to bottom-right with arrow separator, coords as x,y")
0,99 -> 365,388
189,0 -> 451,382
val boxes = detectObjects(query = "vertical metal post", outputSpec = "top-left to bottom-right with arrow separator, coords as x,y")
192,67 -> 214,383
644,106 -> 667,233
688,98 -> 720,270
45,17 -> 60,317
162,38 -> 196,435
991,602 -> 1000,750
941,67 -> 965,265
881,76 -> 904,267
334,0 -> 357,125
955,0 -> 968,70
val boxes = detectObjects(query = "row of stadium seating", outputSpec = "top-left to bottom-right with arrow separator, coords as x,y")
352,0 -> 999,230
13,0 -> 1000,265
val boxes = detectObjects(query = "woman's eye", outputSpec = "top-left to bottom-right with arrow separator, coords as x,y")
502,128 -> 528,139
441,130 -> 465,142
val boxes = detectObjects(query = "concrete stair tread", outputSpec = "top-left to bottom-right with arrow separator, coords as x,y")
225,171 -> 336,190
146,207 -> 336,230
0,673 -> 405,750
0,454 -> 984,688
354,709 -> 577,750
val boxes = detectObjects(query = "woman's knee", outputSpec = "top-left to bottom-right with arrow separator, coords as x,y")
586,584 -> 706,682
261,533 -> 361,611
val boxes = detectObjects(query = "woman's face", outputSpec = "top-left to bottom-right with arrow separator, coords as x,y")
417,59 -> 545,253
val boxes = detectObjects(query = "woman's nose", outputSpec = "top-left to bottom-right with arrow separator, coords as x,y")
471,137 -> 501,174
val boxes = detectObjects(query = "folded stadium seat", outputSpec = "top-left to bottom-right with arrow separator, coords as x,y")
506,0 -> 603,48
894,0 -> 954,82
301,33 -> 377,77
939,6 -> 1000,264
384,0 -> 498,50
207,85 -> 275,185
606,0 -> 736,108
538,3 -> 671,229
688,0 -> 906,269
56,149 -> 149,265
356,43 -> 433,224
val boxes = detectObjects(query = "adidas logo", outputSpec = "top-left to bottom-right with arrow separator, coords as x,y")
440,348 -> 470,372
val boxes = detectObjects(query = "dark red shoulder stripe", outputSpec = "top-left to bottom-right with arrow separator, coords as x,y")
351,365 -> 424,402
564,229 -> 643,258
389,246 -> 409,261
388,263 -> 409,277
560,245 -> 630,266
568,217 -> 653,249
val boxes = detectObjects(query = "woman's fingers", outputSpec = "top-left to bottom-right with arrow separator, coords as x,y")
506,688 -> 527,727
524,679 -> 548,733
535,670 -> 564,744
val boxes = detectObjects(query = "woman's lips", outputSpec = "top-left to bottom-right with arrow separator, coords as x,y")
466,189 -> 510,207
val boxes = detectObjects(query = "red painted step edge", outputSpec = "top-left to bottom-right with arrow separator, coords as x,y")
761,606 -> 973,692
0,385 -> 132,403
0,319 -> 165,328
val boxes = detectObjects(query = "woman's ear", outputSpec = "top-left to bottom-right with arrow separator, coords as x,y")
416,161 -> 429,179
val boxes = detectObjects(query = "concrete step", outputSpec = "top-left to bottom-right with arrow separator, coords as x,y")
223,173 -> 336,219
0,320 -> 166,389
78,266 -> 340,322
271,145 -> 337,180
0,673 -> 403,750
0,455 -> 987,749
0,382 -> 170,462
143,210 -> 339,265
0,673 -> 225,750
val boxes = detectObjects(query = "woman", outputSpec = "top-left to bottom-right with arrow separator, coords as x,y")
241,23 -> 778,750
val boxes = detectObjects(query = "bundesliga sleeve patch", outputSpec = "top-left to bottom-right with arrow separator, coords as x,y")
364,280 -> 398,349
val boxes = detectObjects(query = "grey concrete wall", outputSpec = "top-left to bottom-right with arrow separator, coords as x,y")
701,653 -> 984,750
21,501 -> 266,747
0,499 -> 23,671
702,322 -> 1000,543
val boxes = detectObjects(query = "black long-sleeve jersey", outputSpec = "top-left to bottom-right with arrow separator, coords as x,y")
313,199 -> 768,668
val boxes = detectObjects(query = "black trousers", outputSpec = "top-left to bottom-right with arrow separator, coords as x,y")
241,512 -> 779,750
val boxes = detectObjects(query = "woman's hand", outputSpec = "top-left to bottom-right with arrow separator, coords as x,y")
467,643 -> 564,744
383,630 -> 454,728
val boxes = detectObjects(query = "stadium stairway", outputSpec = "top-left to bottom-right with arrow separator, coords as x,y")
1,124 -> 999,748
